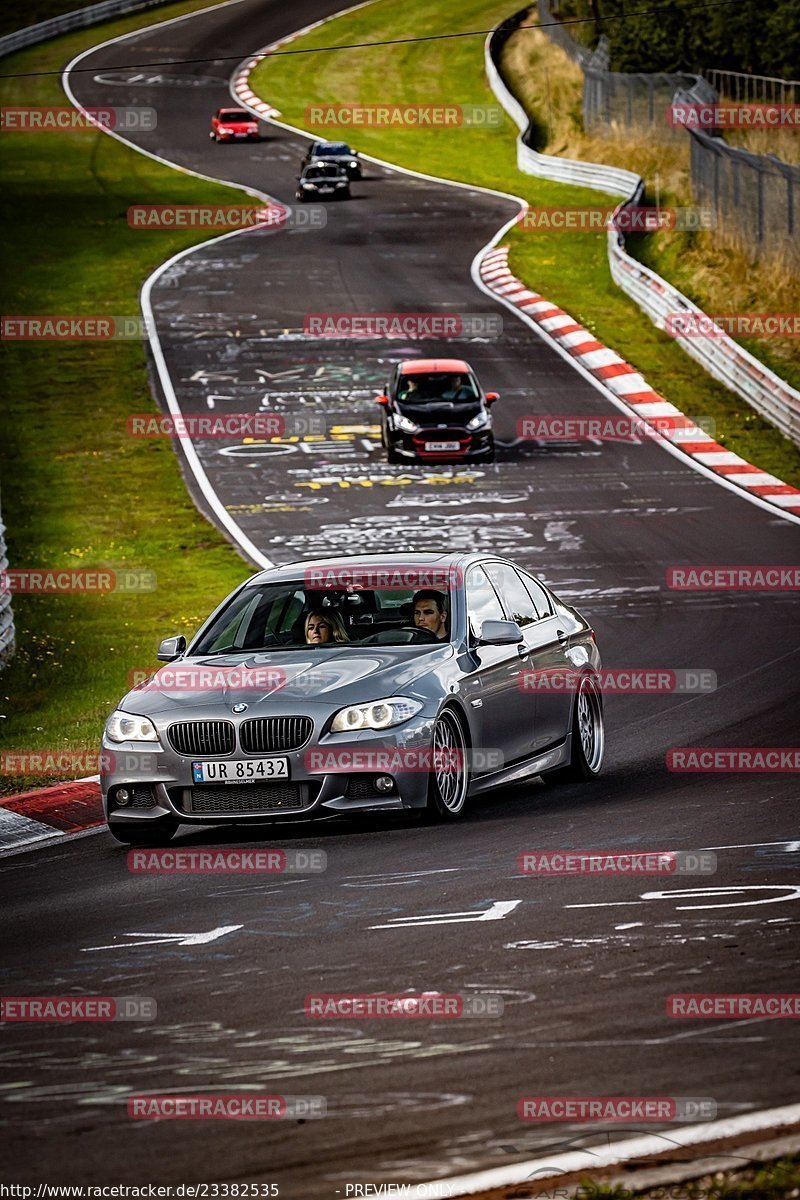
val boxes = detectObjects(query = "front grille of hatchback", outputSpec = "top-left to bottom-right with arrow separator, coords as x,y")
168,720 -> 235,758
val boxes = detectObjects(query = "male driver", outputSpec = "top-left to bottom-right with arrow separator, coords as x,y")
412,589 -> 448,640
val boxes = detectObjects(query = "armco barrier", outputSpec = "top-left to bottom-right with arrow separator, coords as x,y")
0,0 -> 173,59
0,491 -> 14,669
486,16 -> 800,448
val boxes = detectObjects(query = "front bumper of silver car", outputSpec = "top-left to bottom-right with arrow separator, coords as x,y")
101,706 -> 436,826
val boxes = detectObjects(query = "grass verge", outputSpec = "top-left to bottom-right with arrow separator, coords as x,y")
249,0 -> 800,487
0,0 -> 257,792
577,1154 -> 800,1199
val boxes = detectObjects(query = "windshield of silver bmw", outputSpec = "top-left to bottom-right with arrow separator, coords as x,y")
192,581 -> 452,652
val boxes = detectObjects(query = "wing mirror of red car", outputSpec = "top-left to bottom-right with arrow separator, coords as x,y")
375,394 -> 390,406
485,391 -> 500,405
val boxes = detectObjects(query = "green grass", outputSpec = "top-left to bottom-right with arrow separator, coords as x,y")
577,1155 -> 800,1199
250,0 -> 800,488
0,0 -> 256,792
0,0 -> 126,38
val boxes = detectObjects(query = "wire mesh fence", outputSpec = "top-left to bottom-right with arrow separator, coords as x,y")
0,493 -> 15,670
534,0 -> 798,264
689,129 -> 799,267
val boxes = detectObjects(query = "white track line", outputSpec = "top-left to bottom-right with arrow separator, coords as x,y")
61,0 -> 278,570
420,1102 -> 800,1198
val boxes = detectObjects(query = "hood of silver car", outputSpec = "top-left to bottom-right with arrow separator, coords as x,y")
119,645 -> 453,716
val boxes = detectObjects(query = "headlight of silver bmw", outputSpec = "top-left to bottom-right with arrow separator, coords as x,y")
330,697 -> 423,733
105,710 -> 160,743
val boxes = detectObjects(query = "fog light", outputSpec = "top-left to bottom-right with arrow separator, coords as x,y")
375,776 -> 394,793
116,788 -> 131,806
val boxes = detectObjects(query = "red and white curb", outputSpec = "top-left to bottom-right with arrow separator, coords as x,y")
0,778 -> 103,854
481,245 -> 800,517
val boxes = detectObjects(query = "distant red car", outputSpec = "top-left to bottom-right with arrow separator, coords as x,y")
210,107 -> 260,143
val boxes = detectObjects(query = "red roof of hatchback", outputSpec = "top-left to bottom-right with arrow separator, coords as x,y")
399,359 -> 471,375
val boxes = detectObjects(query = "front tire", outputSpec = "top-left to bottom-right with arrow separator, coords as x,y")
426,709 -> 470,820
541,673 -> 604,784
108,818 -> 178,846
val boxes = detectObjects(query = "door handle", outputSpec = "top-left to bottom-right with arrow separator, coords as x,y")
556,629 -> 568,643
517,643 -> 527,657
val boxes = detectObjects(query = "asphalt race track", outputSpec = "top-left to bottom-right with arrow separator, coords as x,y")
2,0 -> 799,1193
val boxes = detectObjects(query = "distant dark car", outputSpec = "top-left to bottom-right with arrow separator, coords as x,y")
296,162 -> 351,201
302,140 -> 361,178
377,358 -> 498,463
100,552 -> 604,843
209,107 -> 259,142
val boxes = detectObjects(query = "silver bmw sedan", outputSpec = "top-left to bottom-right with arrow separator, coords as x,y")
101,553 -> 603,844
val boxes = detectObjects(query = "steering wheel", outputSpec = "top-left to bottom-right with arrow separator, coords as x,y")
360,626 -> 441,645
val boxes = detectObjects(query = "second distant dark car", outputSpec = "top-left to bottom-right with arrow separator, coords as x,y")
296,162 -> 351,201
301,140 -> 362,178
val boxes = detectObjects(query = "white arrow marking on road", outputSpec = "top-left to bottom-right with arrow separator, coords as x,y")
369,900 -> 521,930
566,885 -> 800,912
82,925 -> 242,951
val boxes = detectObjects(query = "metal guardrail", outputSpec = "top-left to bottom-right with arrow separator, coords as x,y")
535,0 -> 799,263
485,17 -> 800,448
0,493 -> 14,669
0,0 -> 172,59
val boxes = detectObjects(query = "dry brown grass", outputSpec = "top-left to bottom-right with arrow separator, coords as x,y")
502,23 -> 800,379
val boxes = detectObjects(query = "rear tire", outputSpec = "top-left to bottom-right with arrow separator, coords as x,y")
425,709 -> 469,820
108,818 -> 178,846
540,673 -> 604,785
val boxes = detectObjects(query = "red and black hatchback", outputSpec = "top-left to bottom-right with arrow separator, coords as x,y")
376,359 -> 498,464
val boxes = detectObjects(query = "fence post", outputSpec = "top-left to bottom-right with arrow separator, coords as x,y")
0,486 -> 14,671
